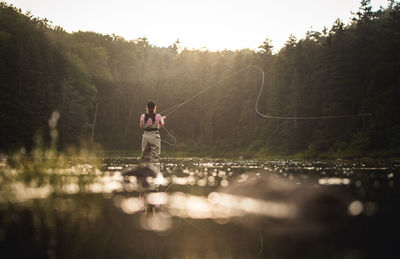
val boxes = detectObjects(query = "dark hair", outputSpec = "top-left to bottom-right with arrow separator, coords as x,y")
147,101 -> 156,113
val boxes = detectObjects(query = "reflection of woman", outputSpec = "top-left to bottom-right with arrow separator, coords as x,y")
139,101 -> 166,163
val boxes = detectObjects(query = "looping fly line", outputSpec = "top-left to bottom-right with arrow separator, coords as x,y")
159,67 -> 248,117
161,125 -> 176,146
250,65 -> 372,120
159,65 -> 372,145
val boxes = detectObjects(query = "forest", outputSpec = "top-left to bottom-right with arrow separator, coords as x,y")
0,0 -> 399,158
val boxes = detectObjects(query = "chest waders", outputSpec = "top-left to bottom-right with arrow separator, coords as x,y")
141,113 -> 161,163
140,112 -> 162,216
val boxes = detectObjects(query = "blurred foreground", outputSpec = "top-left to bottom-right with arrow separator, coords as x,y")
0,156 -> 399,259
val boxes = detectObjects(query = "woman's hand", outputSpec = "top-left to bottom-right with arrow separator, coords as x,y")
162,116 -> 167,120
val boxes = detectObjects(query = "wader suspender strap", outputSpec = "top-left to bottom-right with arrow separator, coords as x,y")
144,113 -> 158,131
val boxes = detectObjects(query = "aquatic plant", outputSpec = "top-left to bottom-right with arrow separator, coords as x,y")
0,111 -> 104,203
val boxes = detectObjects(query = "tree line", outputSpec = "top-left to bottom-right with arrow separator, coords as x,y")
0,0 -> 399,157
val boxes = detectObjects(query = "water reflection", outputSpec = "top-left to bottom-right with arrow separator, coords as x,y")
116,190 -> 296,222
0,158 -> 399,258
318,177 -> 351,185
1,158 -> 399,211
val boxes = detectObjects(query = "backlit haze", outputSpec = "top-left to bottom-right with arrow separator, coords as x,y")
4,0 -> 388,52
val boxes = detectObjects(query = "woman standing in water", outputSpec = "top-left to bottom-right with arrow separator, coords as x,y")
139,101 -> 166,163
138,101 -> 166,216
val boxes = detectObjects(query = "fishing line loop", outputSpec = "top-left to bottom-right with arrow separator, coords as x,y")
159,64 -> 372,145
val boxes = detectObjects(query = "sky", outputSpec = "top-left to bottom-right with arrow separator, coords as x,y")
3,0 -> 389,52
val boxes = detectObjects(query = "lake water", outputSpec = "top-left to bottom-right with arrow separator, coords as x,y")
1,157 -> 399,259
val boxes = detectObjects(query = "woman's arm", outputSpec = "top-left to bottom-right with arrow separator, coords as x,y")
140,114 -> 145,128
158,114 -> 166,128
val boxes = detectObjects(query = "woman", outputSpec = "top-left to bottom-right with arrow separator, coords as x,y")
139,101 -> 166,163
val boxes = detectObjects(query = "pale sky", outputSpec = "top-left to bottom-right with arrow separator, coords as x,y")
4,0 -> 389,51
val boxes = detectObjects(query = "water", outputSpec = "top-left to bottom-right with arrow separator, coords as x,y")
0,158 -> 399,258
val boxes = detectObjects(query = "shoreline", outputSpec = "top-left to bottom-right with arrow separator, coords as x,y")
104,149 -> 400,161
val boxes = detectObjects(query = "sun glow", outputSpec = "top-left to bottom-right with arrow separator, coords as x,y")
4,0 -> 389,51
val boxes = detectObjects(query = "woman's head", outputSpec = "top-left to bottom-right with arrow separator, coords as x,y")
146,101 -> 156,113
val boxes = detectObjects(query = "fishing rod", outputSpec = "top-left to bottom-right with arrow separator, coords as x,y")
159,67 -> 248,117
159,67 -> 248,146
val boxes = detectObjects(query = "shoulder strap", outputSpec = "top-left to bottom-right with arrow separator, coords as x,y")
144,113 -> 157,124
